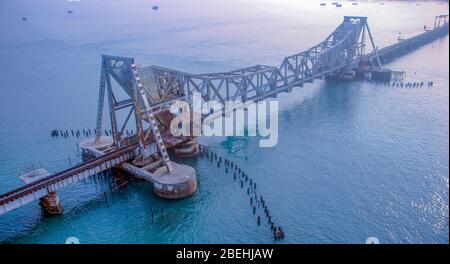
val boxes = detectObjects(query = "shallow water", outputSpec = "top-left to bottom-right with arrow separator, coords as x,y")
0,0 -> 448,243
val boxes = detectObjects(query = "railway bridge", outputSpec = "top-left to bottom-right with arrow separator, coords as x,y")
0,15 -> 448,216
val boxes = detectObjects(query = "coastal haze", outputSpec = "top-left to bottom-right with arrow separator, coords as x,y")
0,0 -> 448,243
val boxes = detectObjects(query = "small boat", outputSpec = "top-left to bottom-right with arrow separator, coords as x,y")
352,2 -> 358,5
336,4 -> 342,7
67,10 -> 73,14
332,2 -> 338,5
22,17 -> 27,21
320,3 -> 326,6
152,5 -> 159,10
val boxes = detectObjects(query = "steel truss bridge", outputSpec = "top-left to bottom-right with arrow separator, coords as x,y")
0,16 -> 448,215
96,16 -> 381,168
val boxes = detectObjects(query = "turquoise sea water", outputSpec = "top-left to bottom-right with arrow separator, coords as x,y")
0,0 -> 448,243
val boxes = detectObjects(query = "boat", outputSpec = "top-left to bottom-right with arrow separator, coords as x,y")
320,3 -> 326,6
336,4 -> 342,7
152,5 -> 159,10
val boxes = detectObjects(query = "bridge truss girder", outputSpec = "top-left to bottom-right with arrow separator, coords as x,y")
139,16 -> 381,110
94,16 -> 382,167
279,16 -> 380,87
95,55 -> 173,171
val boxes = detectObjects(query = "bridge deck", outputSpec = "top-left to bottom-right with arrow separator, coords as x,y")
0,144 -> 138,215
363,23 -> 449,62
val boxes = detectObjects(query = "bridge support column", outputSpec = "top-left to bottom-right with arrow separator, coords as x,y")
152,162 -> 197,199
40,191 -> 63,215
173,139 -> 200,158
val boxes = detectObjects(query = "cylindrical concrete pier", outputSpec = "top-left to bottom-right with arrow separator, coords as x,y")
152,162 -> 197,199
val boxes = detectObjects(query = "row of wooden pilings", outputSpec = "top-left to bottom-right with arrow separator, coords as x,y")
198,144 -> 285,240
360,79 -> 435,88
50,129 -> 137,138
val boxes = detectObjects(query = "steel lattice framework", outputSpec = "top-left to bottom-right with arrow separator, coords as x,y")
1,16 -> 448,216
280,16 -> 381,86
95,16 -> 381,170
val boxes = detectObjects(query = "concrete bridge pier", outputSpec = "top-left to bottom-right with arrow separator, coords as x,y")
39,191 -> 63,215
124,158 -> 197,199
173,139 -> 200,158
152,162 -> 197,199
79,136 -> 115,161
